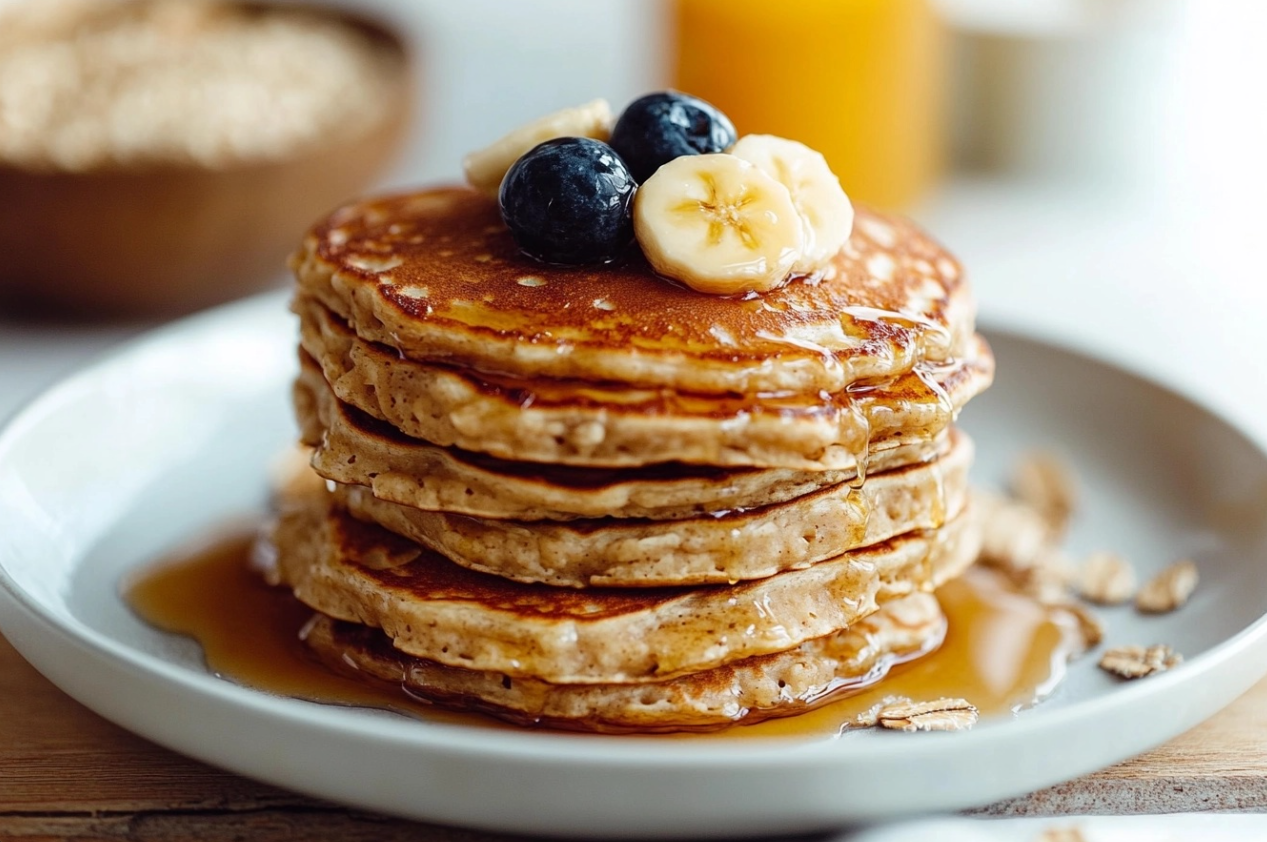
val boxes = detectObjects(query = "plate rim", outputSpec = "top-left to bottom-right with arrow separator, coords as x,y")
3,293 -> 1267,832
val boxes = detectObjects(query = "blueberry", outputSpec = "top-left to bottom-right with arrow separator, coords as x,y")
609,91 -> 737,183
498,137 -> 636,265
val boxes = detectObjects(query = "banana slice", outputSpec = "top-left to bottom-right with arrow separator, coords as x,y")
463,99 -> 614,196
729,134 -> 853,274
634,153 -> 804,295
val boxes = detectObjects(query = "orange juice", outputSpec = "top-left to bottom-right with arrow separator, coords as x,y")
673,0 -> 945,209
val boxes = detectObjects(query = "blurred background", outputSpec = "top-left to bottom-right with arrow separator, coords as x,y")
1,0 -> 1266,432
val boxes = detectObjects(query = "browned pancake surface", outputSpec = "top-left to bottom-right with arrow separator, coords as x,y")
291,188 -> 976,393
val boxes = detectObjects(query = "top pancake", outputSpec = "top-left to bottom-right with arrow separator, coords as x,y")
290,187 -> 977,395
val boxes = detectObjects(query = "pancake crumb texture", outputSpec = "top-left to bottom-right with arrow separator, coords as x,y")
302,591 -> 946,733
270,493 -> 980,684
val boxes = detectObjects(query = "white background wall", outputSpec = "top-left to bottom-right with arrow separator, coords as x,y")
327,0 -> 666,187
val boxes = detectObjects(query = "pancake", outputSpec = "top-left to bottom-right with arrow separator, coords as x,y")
263,488 -> 980,684
289,187 -> 977,395
331,429 -> 972,587
295,356 -> 952,521
294,294 -> 994,470
302,590 -> 945,733
296,359 -> 952,521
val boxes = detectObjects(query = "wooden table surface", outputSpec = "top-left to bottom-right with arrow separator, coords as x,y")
2,632 -> 1265,842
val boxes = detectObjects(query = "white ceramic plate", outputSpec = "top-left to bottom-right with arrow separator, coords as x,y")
3,292 -> 1267,839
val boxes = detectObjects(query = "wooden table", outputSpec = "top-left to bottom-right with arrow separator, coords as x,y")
2,632 -> 1264,842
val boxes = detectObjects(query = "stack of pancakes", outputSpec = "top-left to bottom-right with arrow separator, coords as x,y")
269,187 -> 994,732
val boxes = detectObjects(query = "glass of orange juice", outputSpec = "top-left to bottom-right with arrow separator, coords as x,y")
673,0 -> 945,209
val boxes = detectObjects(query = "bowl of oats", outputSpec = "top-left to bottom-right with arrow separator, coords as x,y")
0,0 -> 411,317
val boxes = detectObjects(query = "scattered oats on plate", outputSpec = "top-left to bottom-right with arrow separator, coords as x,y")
1098,644 -> 1183,679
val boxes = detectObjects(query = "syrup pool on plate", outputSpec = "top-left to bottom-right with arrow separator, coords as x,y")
722,567 -> 1080,740
122,526 -> 496,729
123,524 -> 1080,739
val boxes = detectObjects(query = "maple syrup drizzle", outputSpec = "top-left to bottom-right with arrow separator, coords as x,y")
123,526 -> 1078,739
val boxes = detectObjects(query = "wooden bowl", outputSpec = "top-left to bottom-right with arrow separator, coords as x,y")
0,4 -> 411,319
